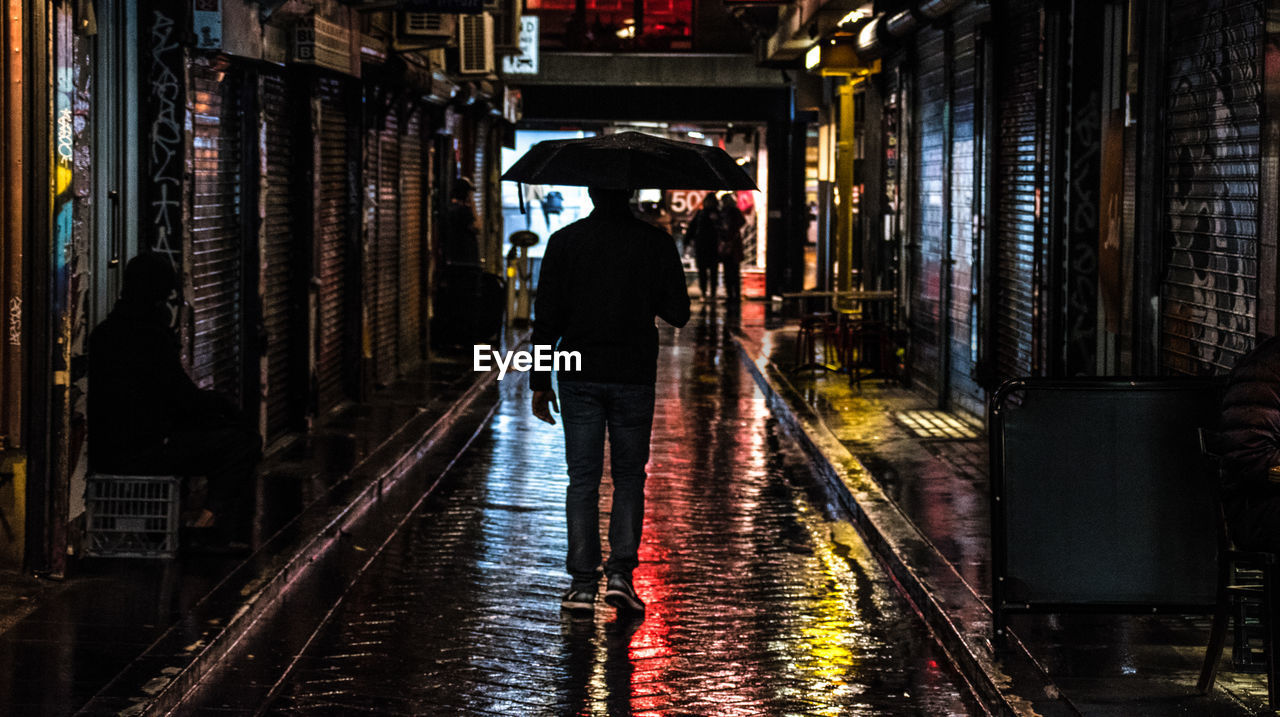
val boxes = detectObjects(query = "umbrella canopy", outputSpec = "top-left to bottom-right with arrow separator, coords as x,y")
501,132 -> 758,191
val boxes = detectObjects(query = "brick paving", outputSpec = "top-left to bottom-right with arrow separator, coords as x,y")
265,304 -> 974,716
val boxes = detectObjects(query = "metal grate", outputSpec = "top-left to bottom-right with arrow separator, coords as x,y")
399,109 -> 426,372
894,410 -> 981,440
909,24 -> 946,395
261,70 -> 301,440
316,75 -> 354,411
189,63 -> 244,404
1161,0 -> 1261,376
993,0 -> 1045,383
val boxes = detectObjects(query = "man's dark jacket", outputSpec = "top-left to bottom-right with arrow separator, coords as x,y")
88,300 -> 220,472
530,204 -> 691,392
1216,334 -> 1280,499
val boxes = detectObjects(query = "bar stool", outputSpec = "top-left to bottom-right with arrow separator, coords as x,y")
1197,429 -> 1278,709
793,312 -> 839,372
840,317 -> 890,388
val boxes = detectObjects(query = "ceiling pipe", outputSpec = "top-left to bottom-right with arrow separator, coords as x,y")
854,0 -> 965,59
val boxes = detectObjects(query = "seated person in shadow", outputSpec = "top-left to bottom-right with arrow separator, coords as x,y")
88,252 -> 261,550
1215,334 -> 1280,553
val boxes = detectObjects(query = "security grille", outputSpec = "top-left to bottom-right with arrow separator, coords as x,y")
910,25 -> 946,395
189,63 -> 244,404
400,109 -> 426,371
261,70 -> 302,440
316,75 -> 355,411
1161,0 -> 1261,375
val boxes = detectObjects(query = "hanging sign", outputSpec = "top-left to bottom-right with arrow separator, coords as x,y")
192,0 -> 221,49
501,16 -> 540,76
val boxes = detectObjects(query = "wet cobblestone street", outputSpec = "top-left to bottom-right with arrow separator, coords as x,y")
264,306 -> 973,716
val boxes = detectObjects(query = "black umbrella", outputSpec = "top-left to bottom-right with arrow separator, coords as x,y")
501,131 -> 758,191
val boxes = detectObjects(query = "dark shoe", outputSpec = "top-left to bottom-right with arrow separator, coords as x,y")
604,574 -> 645,613
561,587 -> 596,613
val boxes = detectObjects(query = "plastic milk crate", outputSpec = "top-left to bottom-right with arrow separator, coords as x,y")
84,474 -> 180,558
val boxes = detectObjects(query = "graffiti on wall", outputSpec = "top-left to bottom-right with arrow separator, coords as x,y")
1065,87 -> 1101,376
145,7 -> 183,266
1162,0 -> 1260,376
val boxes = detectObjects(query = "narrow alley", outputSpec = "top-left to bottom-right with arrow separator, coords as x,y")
208,309 -> 973,715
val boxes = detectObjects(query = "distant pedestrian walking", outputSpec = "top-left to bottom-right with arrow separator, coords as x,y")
686,193 -> 723,300
88,252 -> 261,551
718,193 -> 746,302
529,187 -> 691,616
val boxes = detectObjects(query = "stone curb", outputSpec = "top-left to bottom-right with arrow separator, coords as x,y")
77,364 -> 502,717
734,334 -> 1078,717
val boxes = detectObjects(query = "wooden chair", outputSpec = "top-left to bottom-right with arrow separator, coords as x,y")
1197,428 -> 1278,708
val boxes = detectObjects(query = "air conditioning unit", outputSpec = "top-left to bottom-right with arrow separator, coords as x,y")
457,13 -> 494,75
402,12 -> 457,39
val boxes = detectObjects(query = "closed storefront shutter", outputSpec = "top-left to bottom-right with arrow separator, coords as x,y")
372,110 -> 401,386
1162,0 -> 1261,374
947,5 -> 986,414
399,108 -> 425,371
472,116 -> 491,263
189,63 -> 244,403
316,75 -> 354,411
261,70 -> 301,440
993,0 -> 1044,382
910,25 -> 946,395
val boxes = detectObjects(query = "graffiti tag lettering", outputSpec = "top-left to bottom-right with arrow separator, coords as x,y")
148,10 -> 182,265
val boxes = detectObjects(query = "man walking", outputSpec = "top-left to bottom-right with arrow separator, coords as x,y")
530,187 -> 691,615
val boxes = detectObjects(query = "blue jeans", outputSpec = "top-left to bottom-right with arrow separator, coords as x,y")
558,381 -> 656,588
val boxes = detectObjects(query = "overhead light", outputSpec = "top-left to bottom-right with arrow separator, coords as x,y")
839,8 -> 872,25
687,131 -> 705,139
805,44 -> 821,70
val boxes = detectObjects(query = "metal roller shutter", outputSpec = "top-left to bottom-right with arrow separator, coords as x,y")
947,5 -> 985,414
1162,0 -> 1261,374
910,25 -> 946,394
399,109 -> 425,371
261,70 -> 301,440
472,116 -> 491,262
372,109 -> 401,386
993,0 -> 1043,382
316,76 -> 354,411
189,63 -> 244,403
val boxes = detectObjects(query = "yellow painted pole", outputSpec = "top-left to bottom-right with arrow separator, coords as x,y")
834,78 -> 861,313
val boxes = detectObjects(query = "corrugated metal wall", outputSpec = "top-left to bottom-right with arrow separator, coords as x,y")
948,4 -> 986,414
261,70 -> 301,440
1161,0 -> 1261,375
189,63 -> 244,402
399,108 -> 425,372
372,108 -> 400,386
315,76 -> 353,411
909,24 -> 946,394
993,0 -> 1045,382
